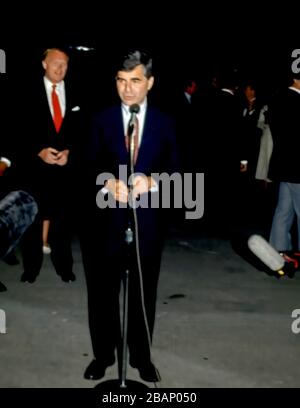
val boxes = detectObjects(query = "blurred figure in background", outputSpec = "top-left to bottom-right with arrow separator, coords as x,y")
269,73 -> 300,252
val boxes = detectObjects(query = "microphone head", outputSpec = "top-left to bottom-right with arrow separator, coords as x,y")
129,104 -> 140,114
0,191 -> 38,258
247,234 -> 285,271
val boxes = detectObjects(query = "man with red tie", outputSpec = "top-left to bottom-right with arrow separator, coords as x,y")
19,48 -> 82,283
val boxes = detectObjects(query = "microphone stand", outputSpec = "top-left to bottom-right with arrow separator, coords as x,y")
95,116 -> 148,391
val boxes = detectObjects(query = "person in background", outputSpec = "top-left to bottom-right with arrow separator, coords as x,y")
1,77 -> 38,290
268,73 -> 300,252
0,154 -> 13,292
1,77 -> 19,291
18,47 -> 82,283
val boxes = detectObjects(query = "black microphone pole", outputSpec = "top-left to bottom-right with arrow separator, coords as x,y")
119,104 -> 138,388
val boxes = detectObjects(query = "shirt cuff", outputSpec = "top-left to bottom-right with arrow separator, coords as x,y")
150,179 -> 158,193
101,187 -> 109,195
0,157 -> 11,167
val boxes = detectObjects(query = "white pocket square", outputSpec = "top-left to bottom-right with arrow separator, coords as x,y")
71,106 -> 80,112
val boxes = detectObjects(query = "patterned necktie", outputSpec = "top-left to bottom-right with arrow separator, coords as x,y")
125,115 -> 139,165
52,84 -> 63,132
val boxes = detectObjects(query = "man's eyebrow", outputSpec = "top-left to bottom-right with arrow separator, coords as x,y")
116,76 -> 143,81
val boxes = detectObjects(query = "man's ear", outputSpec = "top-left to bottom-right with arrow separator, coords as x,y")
42,60 -> 47,70
147,76 -> 154,91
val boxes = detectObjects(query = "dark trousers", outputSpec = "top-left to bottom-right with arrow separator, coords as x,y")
81,227 -> 161,365
21,206 -> 73,277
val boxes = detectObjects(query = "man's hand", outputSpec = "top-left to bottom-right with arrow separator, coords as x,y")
38,148 -> 69,166
38,147 -> 59,164
0,160 -> 8,176
131,175 -> 155,199
240,160 -> 248,173
55,149 -> 69,166
105,179 -> 129,203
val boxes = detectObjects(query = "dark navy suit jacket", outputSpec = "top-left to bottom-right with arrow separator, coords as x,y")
18,78 -> 83,213
88,104 -> 178,258
269,87 -> 300,183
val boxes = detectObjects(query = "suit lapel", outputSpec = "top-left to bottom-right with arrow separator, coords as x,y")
111,106 -> 157,167
110,106 -> 128,163
135,107 -> 156,168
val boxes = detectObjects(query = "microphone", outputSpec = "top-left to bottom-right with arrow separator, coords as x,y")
248,234 -> 285,273
0,190 -> 38,258
128,103 -> 140,137
247,234 -> 297,278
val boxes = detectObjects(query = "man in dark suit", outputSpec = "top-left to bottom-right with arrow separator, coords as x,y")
206,69 -> 241,236
81,49 -> 178,383
0,139 -> 13,198
19,47 -> 82,283
1,78 -> 38,291
0,133 -> 13,292
0,76 -> 12,196
172,77 -> 198,173
1,78 -> 18,291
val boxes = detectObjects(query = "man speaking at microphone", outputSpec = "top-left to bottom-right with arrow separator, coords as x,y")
81,49 -> 178,383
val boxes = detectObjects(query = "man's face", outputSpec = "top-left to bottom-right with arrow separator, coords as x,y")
116,64 -> 154,106
42,50 -> 69,84
187,81 -> 197,95
244,85 -> 255,101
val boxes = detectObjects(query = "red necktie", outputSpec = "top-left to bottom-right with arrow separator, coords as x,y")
52,84 -> 63,132
125,116 -> 139,165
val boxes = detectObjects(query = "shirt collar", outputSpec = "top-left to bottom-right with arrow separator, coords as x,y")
44,76 -> 64,91
122,98 -> 147,116
221,88 -> 234,96
289,86 -> 300,95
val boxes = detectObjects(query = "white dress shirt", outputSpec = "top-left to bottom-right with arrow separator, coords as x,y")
0,157 -> 11,167
101,98 -> 157,194
121,99 -> 147,146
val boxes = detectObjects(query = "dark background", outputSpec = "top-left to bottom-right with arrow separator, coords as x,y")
1,4 -> 297,111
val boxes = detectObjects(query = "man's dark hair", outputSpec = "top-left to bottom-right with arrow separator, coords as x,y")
117,49 -> 153,78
